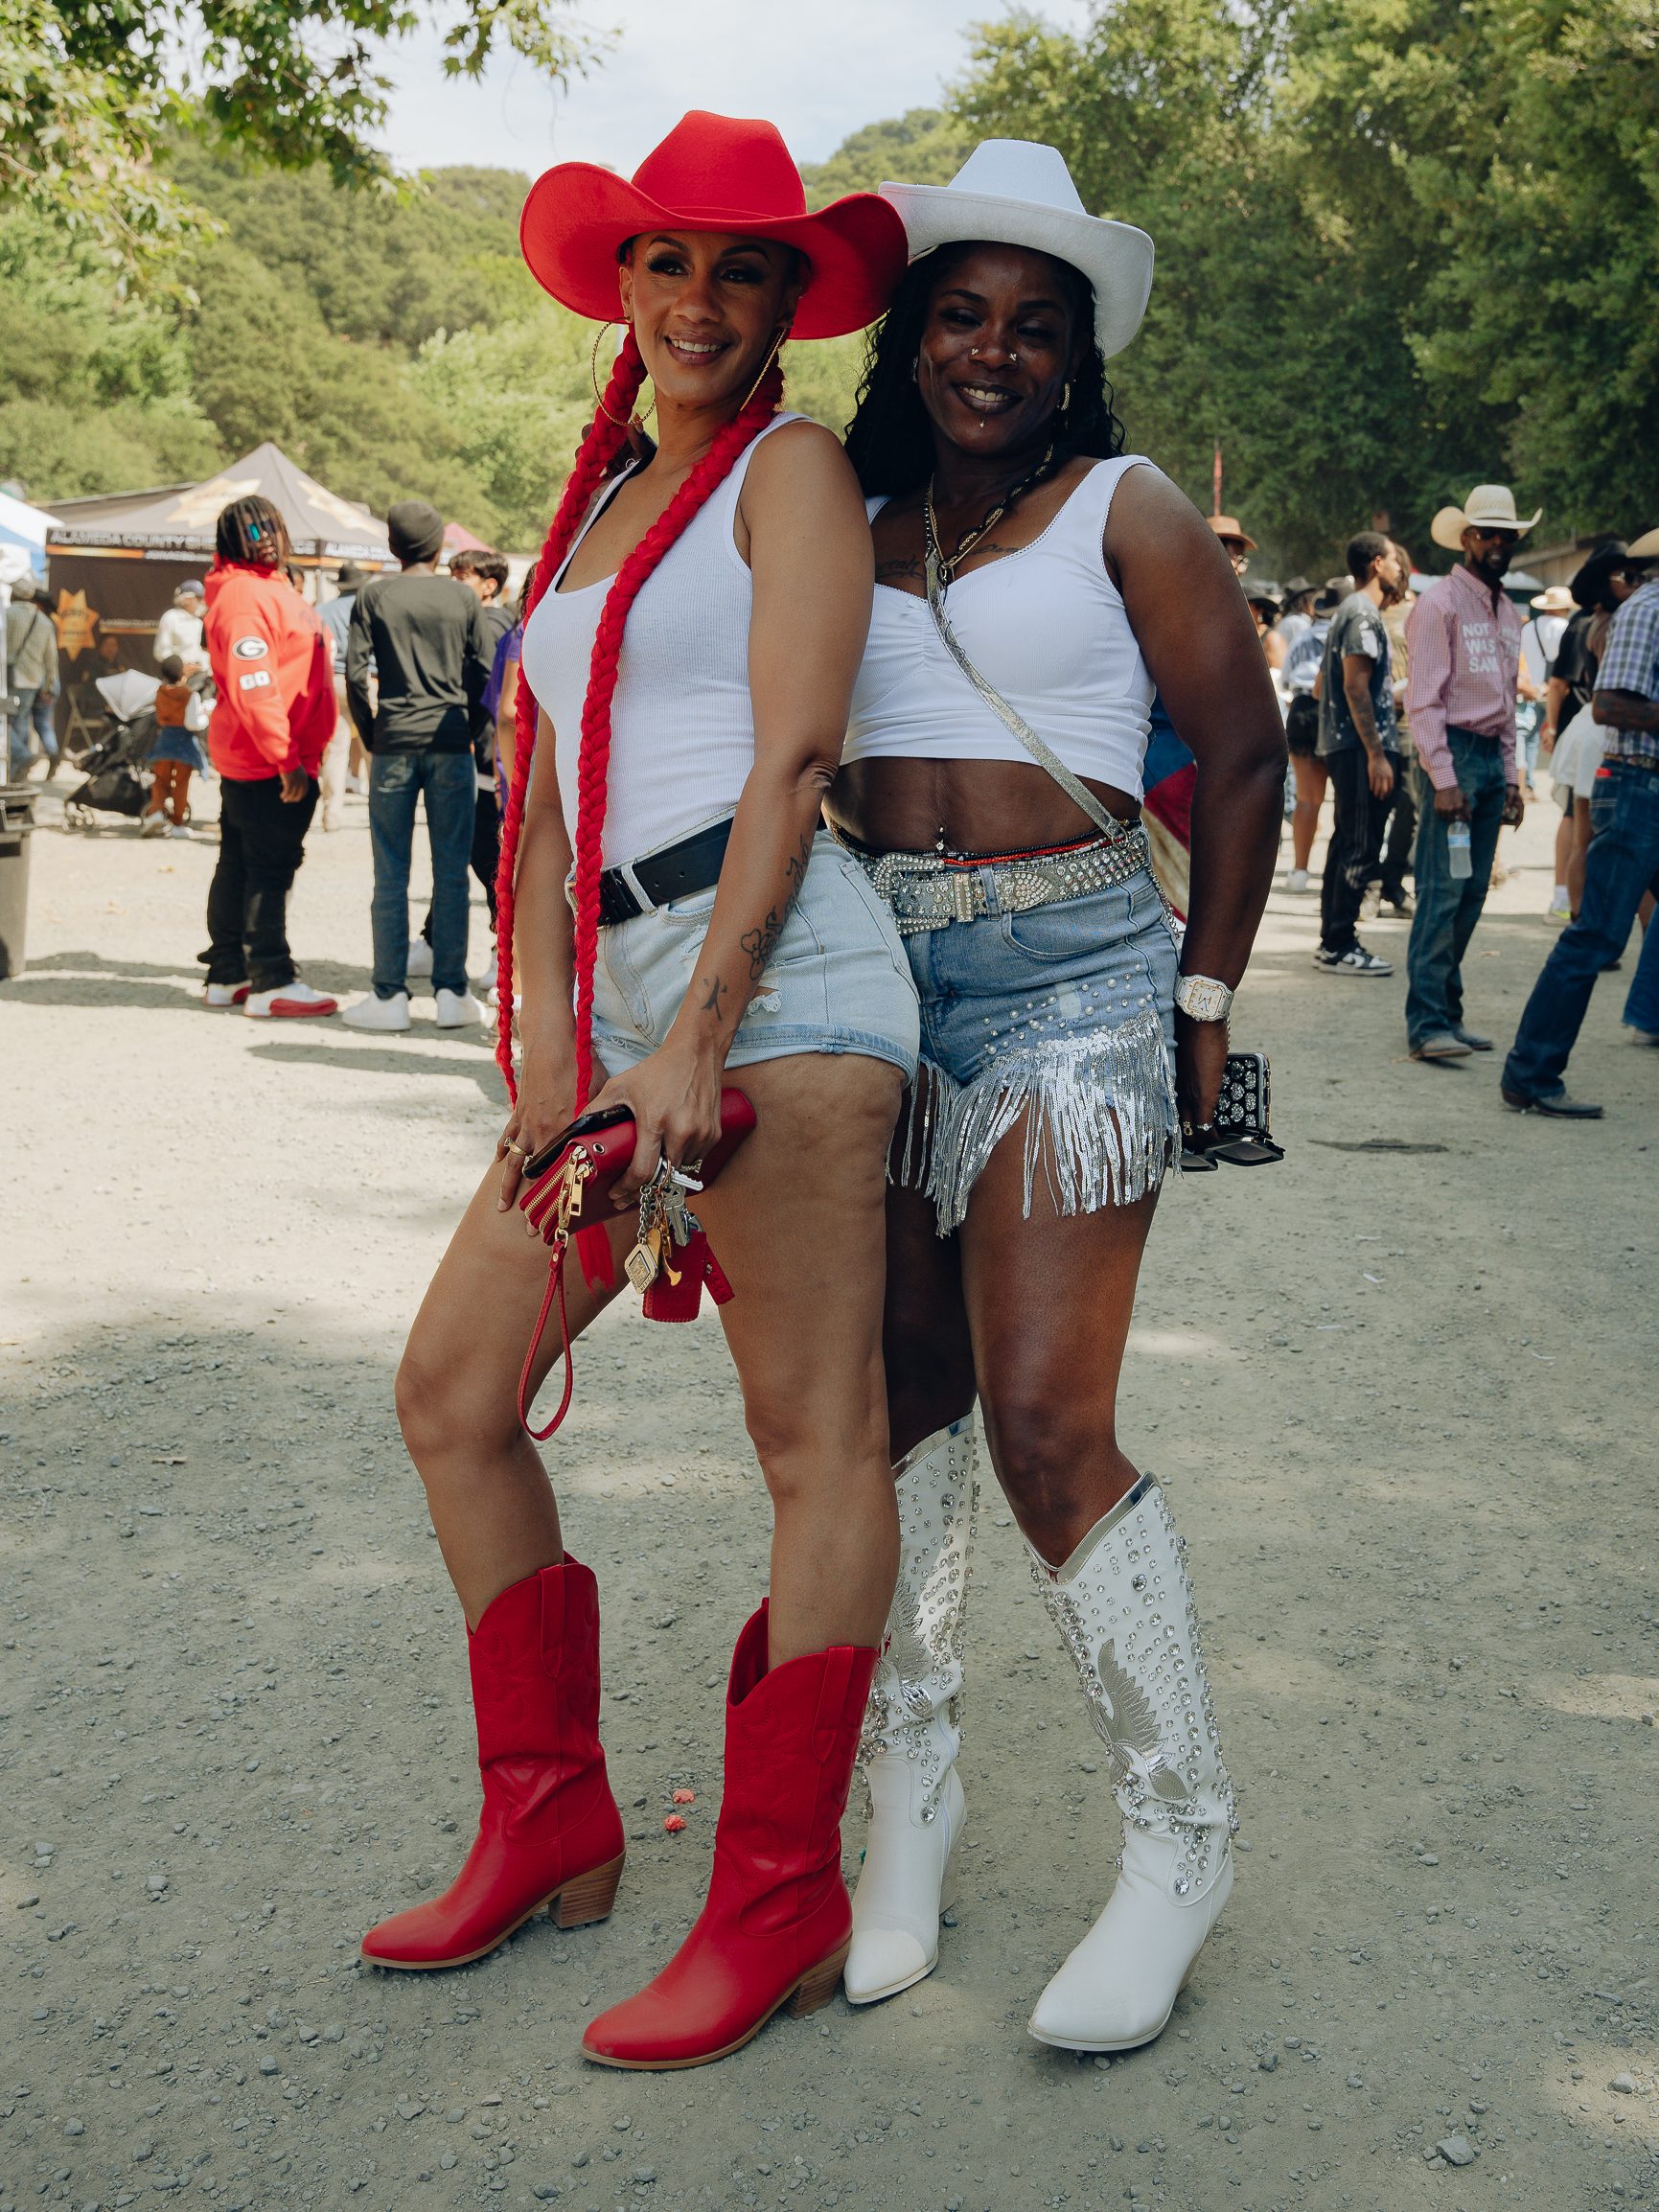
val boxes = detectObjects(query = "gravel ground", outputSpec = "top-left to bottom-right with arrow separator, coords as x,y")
2,776 -> 1656,2212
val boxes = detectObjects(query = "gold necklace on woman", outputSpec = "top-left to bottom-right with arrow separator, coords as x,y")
923,443 -> 1057,589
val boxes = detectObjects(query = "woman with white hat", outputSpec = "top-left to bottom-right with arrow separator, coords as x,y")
827,140 -> 1285,2050
360,112 -> 923,2071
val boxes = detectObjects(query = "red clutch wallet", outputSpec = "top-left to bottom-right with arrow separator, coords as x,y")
514,1088 -> 757,1440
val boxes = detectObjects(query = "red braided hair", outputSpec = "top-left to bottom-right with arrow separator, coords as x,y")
494,328 -> 786,1117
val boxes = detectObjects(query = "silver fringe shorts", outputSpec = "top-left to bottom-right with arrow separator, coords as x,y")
891,861 -> 1180,1233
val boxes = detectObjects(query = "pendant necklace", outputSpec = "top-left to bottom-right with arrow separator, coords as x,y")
923,443 -> 1056,591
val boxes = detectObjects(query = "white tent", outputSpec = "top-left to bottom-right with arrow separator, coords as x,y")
0,488 -> 59,590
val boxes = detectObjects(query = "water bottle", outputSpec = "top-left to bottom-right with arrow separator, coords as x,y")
1447,819 -> 1472,880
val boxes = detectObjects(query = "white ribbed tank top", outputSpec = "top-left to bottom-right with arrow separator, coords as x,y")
844,454 -> 1159,798
519,412 -> 800,868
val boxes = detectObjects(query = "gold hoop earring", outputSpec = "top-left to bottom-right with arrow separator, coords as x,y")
590,321 -> 656,433
1061,380 -> 1071,413
590,323 -> 630,426
738,324 -> 789,414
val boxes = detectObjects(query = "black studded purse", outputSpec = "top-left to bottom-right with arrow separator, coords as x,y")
1180,1050 -> 1284,1170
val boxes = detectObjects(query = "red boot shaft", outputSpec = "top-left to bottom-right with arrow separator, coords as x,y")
583,1603 -> 876,2068
361,1557 -> 625,1969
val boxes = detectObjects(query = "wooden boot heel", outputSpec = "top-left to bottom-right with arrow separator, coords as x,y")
556,1851 -> 626,1929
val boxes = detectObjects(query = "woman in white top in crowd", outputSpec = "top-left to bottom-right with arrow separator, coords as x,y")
359,114 -> 921,2073
825,143 -> 1285,2051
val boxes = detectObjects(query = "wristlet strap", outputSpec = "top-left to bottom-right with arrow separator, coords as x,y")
518,1247 -> 577,1442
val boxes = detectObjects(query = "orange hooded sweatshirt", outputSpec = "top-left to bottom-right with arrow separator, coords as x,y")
203,563 -> 334,781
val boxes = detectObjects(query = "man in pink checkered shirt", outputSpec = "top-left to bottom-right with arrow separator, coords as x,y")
1401,483 -> 1535,1062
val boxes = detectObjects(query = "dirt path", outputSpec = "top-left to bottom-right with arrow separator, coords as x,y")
3,780 -> 1655,2212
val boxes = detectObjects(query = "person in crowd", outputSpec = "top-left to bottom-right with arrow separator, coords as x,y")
5,577 -> 59,779
1372,540 -> 1417,918
1281,577 -> 1345,892
1510,588 -> 1568,801
1207,512 -> 1256,577
153,580 -> 208,677
1313,534 -> 1405,979
412,545 -> 516,979
360,113 -> 919,2076
449,546 -> 515,640
341,500 -> 495,1031
1401,483 -> 1533,1062
1502,528 -> 1659,1112
1245,578 -> 1287,681
829,139 -> 1282,2052
317,561 -> 370,826
1275,576 -> 1316,656
199,496 -> 338,1018
140,654 -> 208,837
1542,545 -> 1636,922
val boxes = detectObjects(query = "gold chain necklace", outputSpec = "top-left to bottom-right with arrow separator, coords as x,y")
923,444 -> 1057,590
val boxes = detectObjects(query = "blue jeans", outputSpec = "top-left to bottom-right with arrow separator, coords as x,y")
1504,762 -> 1659,1095
1403,728 -> 1508,1048
367,749 -> 475,998
7,686 -> 56,778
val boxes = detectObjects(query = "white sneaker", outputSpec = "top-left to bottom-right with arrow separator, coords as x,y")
434,987 -> 484,1028
405,937 -> 434,979
203,982 -> 249,1009
243,980 -> 339,1020
1626,1026 -> 1659,1047
1285,867 -> 1310,893
139,812 -> 168,839
342,991 -> 411,1032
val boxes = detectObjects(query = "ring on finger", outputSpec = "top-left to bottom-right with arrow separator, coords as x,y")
505,1139 -> 527,1156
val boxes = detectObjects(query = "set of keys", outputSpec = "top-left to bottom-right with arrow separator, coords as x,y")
624,1159 -> 704,1296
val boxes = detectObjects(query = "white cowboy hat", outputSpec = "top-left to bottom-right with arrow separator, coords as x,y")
1627,525 -> 1659,560
1429,483 -> 1542,550
1529,585 -> 1575,613
880,140 -> 1155,359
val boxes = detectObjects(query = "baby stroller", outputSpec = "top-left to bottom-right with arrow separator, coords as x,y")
63,671 -> 160,830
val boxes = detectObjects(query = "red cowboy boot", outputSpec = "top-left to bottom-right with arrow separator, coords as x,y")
361,1557 -> 625,1969
583,1602 -> 876,2068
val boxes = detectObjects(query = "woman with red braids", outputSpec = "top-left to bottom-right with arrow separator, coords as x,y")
359,114 -> 919,2071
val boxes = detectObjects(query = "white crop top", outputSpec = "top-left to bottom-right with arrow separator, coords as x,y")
519,412 -> 801,868
844,455 -> 1159,799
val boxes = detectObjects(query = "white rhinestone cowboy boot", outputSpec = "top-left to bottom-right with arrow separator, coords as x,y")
844,1415 -> 978,2005
1027,1470 -> 1236,2052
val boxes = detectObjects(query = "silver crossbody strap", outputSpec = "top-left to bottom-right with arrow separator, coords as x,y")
923,545 -> 1125,844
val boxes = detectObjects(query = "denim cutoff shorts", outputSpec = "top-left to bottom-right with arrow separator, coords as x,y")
893,863 -> 1181,1232
590,826 -> 920,1081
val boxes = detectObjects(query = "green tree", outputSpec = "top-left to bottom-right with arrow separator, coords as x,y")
0,0 -> 597,277
798,109 -> 971,204
0,209 -> 221,497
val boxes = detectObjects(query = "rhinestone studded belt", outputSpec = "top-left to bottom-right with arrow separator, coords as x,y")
843,823 -> 1153,936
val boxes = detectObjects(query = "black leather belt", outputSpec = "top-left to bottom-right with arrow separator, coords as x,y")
596,815 -> 734,927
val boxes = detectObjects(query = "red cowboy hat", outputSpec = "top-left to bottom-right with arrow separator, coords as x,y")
520,110 -> 907,341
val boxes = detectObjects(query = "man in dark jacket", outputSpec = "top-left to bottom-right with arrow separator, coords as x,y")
342,500 -> 494,1032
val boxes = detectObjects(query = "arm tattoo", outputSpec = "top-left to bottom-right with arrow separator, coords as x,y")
698,973 -> 726,1017
740,829 -> 815,984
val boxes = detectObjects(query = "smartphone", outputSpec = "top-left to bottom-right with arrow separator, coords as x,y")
520,1103 -> 634,1183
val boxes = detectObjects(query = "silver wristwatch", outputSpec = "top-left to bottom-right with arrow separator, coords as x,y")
1174,972 -> 1234,1023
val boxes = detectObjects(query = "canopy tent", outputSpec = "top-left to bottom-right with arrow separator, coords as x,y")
0,488 -> 60,590
47,442 -> 391,565
42,445 -> 392,755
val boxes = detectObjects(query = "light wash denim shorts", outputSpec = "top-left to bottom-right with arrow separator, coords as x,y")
892,863 -> 1181,1231
590,827 -> 920,1081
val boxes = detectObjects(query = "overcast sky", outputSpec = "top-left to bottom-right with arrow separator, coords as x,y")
375,1 -> 1091,179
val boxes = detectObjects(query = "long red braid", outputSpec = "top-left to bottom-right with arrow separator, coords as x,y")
494,328 -> 786,1118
